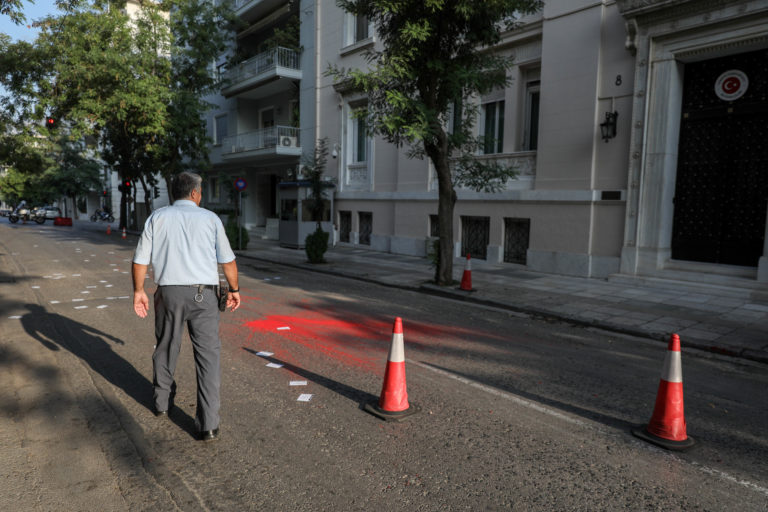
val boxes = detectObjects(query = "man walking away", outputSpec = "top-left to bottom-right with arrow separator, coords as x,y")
131,171 -> 241,442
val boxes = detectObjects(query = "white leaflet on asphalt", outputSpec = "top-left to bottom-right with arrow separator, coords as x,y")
8,315 -> 21,319
97,305 -> 108,309
43,276 -> 52,278
105,284 -> 113,288
121,271 -> 128,274
72,298 -> 84,302
256,351 -> 273,357
81,291 -> 90,294
113,269 -> 120,272
110,263 -> 117,266
86,286 -> 97,288
31,286 -> 40,289
72,274 -> 81,277
74,306 -> 88,310
266,362 -> 283,368
108,252 -> 114,254
118,296 -> 129,299
106,297 -> 115,300
100,281 -> 107,283
277,326 -> 290,331
290,381 -> 308,386
297,394 -> 313,402
83,260 -> 89,262
50,301 -> 60,304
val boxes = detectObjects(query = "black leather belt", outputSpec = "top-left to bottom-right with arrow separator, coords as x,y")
184,284 -> 218,290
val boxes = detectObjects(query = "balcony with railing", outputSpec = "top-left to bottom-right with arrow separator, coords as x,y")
222,126 -> 301,162
233,0 -> 287,20
429,151 -> 536,192
221,47 -> 301,98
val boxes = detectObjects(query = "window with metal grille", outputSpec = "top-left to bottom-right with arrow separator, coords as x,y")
504,218 -> 530,264
359,212 -> 372,245
461,216 -> 490,259
339,211 -> 351,243
429,215 -> 439,237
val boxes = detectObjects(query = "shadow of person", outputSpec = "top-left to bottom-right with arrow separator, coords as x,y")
20,303 -> 197,438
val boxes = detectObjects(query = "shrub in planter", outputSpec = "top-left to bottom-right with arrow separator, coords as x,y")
305,227 -> 329,263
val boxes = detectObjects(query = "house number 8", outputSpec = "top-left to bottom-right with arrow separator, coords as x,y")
615,75 -> 623,86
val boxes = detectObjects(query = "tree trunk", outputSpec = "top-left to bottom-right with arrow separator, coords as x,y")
432,148 -> 456,286
139,175 -> 152,214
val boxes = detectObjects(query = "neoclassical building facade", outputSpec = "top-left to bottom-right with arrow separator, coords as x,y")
206,0 -> 768,288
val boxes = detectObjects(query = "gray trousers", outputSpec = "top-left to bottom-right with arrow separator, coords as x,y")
153,285 -> 221,431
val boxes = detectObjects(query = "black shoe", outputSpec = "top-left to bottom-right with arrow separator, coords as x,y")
200,428 -> 219,442
154,409 -> 168,417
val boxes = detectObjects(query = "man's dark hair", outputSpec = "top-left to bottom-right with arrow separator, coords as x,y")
171,172 -> 203,202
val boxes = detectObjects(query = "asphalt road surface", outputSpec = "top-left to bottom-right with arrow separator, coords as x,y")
1,221 -> 767,511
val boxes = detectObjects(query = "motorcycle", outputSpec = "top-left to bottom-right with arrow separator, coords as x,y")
90,208 -> 115,222
10,206 -> 47,224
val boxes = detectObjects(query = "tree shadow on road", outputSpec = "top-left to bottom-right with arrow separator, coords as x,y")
20,303 -> 198,438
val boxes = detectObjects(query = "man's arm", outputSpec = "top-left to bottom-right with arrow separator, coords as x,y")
221,260 -> 240,312
132,262 -> 150,318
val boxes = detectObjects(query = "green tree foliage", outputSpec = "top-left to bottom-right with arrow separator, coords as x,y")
0,0 -> 26,25
0,0 -> 235,227
329,0 -> 541,285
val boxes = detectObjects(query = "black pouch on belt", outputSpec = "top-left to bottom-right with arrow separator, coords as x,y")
217,286 -> 228,312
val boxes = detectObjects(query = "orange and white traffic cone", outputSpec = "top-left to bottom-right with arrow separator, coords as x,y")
364,317 -> 419,421
632,334 -> 695,451
459,253 -> 473,291
106,225 -> 111,235
121,227 -> 127,240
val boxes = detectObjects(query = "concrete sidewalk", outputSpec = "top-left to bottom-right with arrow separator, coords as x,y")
237,238 -> 768,365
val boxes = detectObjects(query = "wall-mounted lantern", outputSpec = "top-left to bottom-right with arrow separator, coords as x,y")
600,111 -> 618,142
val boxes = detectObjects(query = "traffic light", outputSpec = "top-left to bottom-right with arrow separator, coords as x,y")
123,180 -> 132,196
45,117 -> 56,130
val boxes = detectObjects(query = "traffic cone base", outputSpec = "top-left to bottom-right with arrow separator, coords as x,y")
631,426 -> 695,451
364,400 -> 420,422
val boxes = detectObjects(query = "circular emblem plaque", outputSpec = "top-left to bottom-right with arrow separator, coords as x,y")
714,70 -> 748,101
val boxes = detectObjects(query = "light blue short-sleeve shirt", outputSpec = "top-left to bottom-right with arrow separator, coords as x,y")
133,200 -> 236,286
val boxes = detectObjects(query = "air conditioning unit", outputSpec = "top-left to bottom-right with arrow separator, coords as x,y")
280,136 -> 298,148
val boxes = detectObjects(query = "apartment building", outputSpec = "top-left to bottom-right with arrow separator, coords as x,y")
207,0 -> 768,287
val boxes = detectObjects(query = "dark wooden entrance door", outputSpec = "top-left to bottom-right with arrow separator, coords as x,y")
672,49 -> 768,267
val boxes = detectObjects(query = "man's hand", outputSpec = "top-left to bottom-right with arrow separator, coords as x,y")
221,260 -> 240,312
134,290 -> 150,318
226,291 -> 241,312
132,262 -> 150,318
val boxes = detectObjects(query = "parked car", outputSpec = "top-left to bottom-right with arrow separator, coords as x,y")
42,206 -> 63,219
